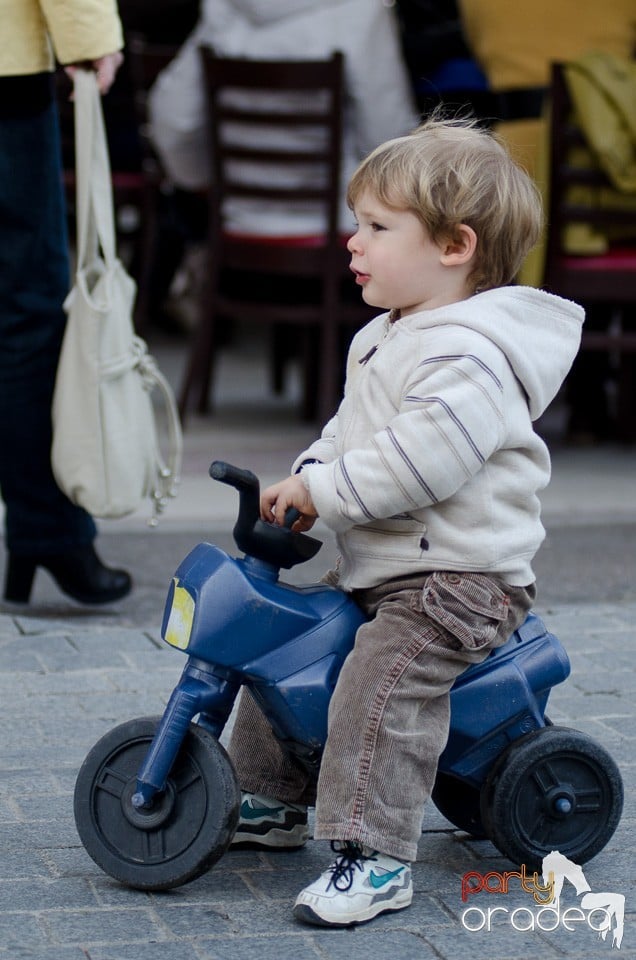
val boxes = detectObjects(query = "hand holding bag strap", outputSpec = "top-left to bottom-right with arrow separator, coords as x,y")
73,69 -> 117,272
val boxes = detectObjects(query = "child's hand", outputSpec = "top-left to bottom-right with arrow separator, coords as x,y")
261,476 -> 318,531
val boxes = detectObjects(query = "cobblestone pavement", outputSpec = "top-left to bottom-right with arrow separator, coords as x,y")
1,336 -> 635,959
0,595 -> 634,960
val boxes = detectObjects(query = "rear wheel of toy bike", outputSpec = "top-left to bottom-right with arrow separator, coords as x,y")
431,772 -> 487,838
480,726 -> 623,868
74,716 -> 240,890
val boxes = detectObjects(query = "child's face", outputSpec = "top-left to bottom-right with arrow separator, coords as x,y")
347,190 -> 468,315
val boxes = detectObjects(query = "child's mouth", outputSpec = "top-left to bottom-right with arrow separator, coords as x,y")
352,268 -> 370,285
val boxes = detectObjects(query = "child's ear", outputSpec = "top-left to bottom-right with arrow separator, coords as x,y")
440,224 -> 477,266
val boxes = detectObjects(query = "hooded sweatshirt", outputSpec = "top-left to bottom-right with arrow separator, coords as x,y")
148,0 -> 417,234
293,286 -> 584,589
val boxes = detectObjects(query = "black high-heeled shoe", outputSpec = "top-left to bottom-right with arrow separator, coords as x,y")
3,543 -> 132,605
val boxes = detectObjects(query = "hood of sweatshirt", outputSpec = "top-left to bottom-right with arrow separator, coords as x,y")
222,0 -> 347,27
402,286 -> 584,420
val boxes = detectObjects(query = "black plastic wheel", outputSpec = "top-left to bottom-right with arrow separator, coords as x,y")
480,726 -> 623,868
432,772 -> 487,838
74,716 -> 240,890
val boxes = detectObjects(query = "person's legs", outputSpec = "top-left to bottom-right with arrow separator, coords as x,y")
0,78 -> 129,603
0,84 -> 96,554
315,572 -> 534,859
227,688 -> 317,804
294,572 -> 534,925
225,688 -> 313,849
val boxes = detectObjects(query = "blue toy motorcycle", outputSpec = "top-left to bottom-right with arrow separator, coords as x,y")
74,462 -> 623,890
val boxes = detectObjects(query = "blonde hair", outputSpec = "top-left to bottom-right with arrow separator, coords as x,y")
347,116 -> 543,292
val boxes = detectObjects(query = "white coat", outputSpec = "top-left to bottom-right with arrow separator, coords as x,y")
148,0 -> 418,235
294,287 -> 585,590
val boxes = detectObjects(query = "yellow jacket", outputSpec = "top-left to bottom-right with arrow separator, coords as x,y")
0,0 -> 123,77
560,52 -> 636,256
566,52 -> 636,194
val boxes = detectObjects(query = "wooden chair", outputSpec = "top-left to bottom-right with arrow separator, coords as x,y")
178,48 -> 374,424
543,62 -> 636,440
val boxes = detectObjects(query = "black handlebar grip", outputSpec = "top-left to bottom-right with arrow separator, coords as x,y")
209,460 -> 258,490
208,460 -> 322,568
283,506 -> 301,528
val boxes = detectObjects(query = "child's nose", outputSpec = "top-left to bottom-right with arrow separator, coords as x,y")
347,231 -> 361,253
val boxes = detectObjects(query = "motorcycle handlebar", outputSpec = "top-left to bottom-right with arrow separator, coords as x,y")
208,461 -> 321,568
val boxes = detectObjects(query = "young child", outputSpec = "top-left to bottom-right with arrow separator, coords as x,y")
226,117 -> 584,927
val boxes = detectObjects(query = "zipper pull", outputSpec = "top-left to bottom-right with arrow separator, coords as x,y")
359,345 -> 378,365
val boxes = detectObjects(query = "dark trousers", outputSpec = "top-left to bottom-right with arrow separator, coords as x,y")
0,76 -> 95,555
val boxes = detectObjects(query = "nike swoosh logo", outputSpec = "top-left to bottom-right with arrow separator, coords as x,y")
240,800 -> 284,821
369,867 -> 405,889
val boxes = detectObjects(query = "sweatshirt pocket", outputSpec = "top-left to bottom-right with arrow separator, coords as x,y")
420,571 -> 510,650
351,515 -> 428,557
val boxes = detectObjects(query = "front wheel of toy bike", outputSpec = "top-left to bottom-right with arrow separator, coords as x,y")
480,726 -> 623,868
74,716 -> 240,890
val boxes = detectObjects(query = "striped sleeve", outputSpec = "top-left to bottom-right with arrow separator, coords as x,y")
305,351 -> 507,532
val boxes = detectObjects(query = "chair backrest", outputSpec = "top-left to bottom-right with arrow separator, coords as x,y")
544,61 -> 636,295
199,47 -> 345,272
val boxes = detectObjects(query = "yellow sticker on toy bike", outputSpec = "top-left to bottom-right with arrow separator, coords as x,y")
164,580 -> 195,650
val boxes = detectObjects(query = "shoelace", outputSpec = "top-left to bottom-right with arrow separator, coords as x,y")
326,841 -> 376,892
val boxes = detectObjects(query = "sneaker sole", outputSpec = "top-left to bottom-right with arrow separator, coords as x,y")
230,824 -> 308,851
293,888 -> 412,927
231,838 -> 307,851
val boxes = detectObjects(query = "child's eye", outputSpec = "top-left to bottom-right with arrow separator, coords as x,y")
370,222 -> 386,232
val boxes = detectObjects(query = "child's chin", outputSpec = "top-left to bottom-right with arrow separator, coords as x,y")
361,290 -> 387,309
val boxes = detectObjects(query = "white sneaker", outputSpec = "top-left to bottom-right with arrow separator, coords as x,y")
230,792 -> 308,850
293,841 -> 412,926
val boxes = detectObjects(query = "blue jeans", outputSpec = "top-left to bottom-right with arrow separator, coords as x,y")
227,571 -> 535,862
0,75 -> 95,555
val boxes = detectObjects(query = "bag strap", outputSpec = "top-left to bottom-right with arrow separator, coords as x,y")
73,69 -> 117,269
133,338 -> 183,526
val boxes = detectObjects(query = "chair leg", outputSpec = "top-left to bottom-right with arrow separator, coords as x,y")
271,323 -> 290,395
178,323 -> 214,419
316,285 -> 340,424
178,274 -> 218,421
132,184 -> 159,336
177,343 -> 198,422
300,327 -> 318,421
317,370 -> 338,425
615,351 -> 636,444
